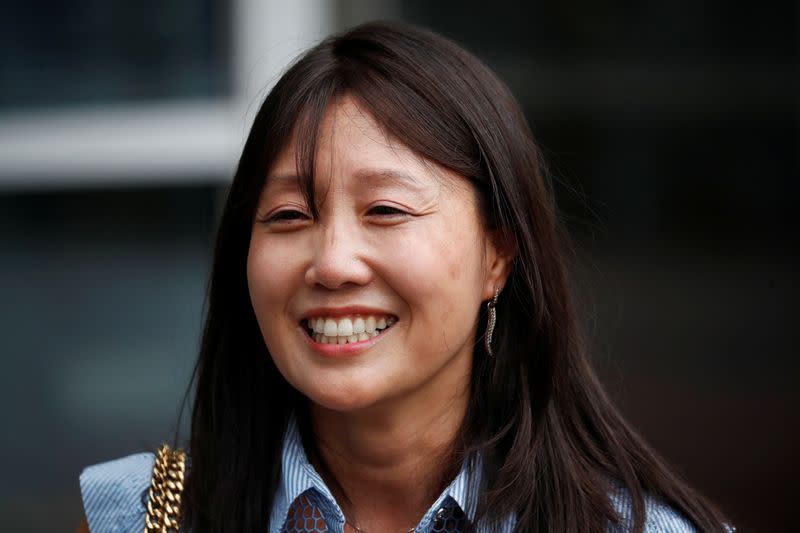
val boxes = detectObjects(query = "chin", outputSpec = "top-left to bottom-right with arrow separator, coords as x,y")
302,378 -> 384,413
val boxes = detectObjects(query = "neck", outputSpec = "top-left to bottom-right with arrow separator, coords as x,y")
307,381 -> 470,532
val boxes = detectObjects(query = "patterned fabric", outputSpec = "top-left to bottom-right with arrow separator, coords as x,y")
78,418 -> 705,532
277,491 -> 470,533
429,504 -> 467,532
281,493 -> 329,533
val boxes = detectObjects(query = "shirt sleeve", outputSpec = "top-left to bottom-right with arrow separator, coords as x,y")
79,452 -> 155,533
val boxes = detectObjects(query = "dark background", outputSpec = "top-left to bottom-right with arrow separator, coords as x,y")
390,3 -> 796,531
1,1 -> 796,531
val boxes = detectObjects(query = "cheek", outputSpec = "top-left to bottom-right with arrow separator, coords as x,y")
380,223 -> 484,332
448,257 -> 463,281
246,237 -> 308,381
247,240 -> 276,302
248,234 -> 308,294
246,236 -> 300,332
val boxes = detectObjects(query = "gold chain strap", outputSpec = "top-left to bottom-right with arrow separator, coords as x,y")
144,444 -> 187,533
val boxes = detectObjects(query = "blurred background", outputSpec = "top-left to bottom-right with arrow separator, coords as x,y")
0,1 -> 795,531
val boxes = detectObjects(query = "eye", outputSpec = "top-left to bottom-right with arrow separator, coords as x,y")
367,205 -> 408,217
265,209 -> 309,223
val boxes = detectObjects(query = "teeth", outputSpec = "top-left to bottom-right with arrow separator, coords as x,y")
323,319 -> 338,337
337,318 -> 354,336
309,315 -> 394,334
307,314 -> 397,344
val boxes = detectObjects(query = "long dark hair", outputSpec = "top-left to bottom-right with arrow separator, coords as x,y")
183,21 -> 729,532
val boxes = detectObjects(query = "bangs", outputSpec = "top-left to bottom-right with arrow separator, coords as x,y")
287,78 -> 338,221
266,62 -> 487,223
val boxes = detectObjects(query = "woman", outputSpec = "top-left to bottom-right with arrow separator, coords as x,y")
78,21 -> 731,532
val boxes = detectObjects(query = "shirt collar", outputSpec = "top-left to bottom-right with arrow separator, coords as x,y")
270,415 -> 345,531
269,414 -> 486,532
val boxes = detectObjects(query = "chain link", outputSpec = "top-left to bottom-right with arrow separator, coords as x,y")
144,444 -> 187,533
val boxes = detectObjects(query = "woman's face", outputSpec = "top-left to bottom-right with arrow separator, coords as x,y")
247,96 -> 510,413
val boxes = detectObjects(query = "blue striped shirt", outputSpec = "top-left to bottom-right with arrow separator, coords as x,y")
268,416 -> 510,532
80,419 -> 701,532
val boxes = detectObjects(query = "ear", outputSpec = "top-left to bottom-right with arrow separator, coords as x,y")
482,230 -> 515,301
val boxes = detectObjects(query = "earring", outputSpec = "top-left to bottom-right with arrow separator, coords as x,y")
485,285 -> 500,356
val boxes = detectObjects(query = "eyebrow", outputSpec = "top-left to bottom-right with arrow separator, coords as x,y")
264,173 -> 302,185
265,168 -> 427,192
352,168 -> 426,192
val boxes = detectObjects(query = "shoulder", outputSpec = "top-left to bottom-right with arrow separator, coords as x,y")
607,484 -> 698,533
79,452 -> 155,533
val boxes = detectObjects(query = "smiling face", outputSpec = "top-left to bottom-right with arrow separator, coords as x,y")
247,96 -> 510,414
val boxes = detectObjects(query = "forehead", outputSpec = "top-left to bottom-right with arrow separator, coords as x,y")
265,95 -> 464,193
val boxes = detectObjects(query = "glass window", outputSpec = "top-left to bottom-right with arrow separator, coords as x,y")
0,0 -> 231,111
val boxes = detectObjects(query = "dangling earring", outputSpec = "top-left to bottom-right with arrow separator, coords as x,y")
485,285 -> 501,357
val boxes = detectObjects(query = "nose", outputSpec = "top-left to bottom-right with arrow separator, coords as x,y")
304,217 -> 373,290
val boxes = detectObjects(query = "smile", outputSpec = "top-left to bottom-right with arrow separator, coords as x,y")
304,314 -> 397,345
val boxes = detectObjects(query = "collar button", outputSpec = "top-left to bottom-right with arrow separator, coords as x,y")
432,507 -> 448,530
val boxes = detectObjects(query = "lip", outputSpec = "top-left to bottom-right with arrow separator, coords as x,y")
300,306 -> 397,320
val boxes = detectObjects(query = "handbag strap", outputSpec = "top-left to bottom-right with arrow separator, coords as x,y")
144,444 -> 187,532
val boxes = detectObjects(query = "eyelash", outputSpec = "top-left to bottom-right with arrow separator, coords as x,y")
367,205 -> 408,217
262,205 -> 408,225
265,209 -> 308,223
